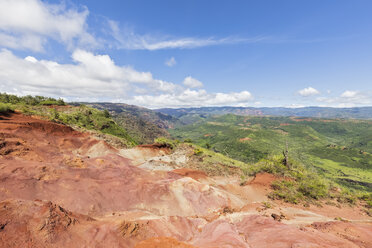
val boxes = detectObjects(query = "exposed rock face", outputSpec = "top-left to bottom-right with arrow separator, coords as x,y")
0,113 -> 372,247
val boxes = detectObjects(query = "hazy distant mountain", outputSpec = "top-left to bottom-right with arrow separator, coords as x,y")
156,106 -> 372,120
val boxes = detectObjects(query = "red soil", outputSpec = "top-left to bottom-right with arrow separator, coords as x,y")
290,117 -> 314,122
1,112 -> 372,248
312,221 -> 372,247
246,172 -> 277,188
135,237 -> 196,248
239,137 -> 251,142
172,168 -> 208,180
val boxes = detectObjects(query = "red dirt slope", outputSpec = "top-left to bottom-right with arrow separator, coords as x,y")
0,112 -> 372,248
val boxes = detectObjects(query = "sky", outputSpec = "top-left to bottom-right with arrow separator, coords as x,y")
0,0 -> 372,108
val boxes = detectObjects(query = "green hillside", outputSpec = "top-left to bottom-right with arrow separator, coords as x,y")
80,102 -> 179,144
0,93 -> 136,148
170,114 -> 372,192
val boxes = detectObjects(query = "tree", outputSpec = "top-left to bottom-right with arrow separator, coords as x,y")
103,109 -> 110,118
282,140 -> 290,169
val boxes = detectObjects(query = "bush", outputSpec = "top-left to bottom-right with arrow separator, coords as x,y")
0,93 -> 65,106
298,177 -> 329,199
270,180 -> 304,204
337,189 -> 357,204
103,109 -> 110,118
49,108 -> 60,121
40,100 -> 62,106
155,137 -> 179,149
0,103 -> 12,113
194,147 -> 204,156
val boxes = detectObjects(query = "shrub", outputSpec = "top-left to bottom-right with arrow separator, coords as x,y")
155,137 -> 179,149
194,148 -> 204,156
0,93 -> 65,106
262,201 -> 272,209
49,108 -> 60,121
270,180 -> 304,204
298,177 -> 329,199
337,189 -> 357,205
0,103 -> 12,113
103,109 -> 110,118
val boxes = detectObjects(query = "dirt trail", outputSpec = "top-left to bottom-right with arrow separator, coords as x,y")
0,113 -> 371,247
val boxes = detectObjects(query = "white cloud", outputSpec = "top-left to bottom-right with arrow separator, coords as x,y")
129,90 -> 254,108
165,57 -> 176,67
298,87 -> 320,96
0,49 -> 176,101
316,90 -> 371,107
0,0 -> 96,51
0,1 -> 267,52
340,90 -> 358,98
0,49 -> 254,108
286,104 -> 305,108
182,76 -> 203,88
108,20 -> 267,50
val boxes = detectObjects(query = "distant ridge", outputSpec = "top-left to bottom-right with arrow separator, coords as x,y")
156,106 -> 372,119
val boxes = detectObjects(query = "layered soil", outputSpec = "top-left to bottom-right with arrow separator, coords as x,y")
0,112 -> 371,247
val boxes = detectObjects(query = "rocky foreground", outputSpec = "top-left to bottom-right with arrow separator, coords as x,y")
0,113 -> 371,247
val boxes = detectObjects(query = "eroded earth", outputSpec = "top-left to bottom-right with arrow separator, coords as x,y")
0,113 -> 371,247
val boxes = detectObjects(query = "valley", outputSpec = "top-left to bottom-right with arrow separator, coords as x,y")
0,95 -> 372,247
170,114 -> 372,193
1,111 -> 372,247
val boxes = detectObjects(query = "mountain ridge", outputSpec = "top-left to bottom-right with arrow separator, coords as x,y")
156,106 -> 372,120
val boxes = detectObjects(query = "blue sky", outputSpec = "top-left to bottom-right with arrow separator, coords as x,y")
0,0 -> 371,108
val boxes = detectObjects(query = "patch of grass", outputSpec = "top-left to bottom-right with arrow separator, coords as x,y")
246,154 -> 330,204
335,189 -> 357,205
262,201 -> 272,209
270,180 -> 304,204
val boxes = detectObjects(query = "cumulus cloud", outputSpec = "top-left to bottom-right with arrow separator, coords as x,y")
129,90 -> 254,108
316,90 -> 371,107
108,20 -> 267,50
0,49 -> 175,100
0,0 -> 96,51
182,76 -> 203,88
0,49 -> 254,107
165,57 -> 176,67
298,87 -> 320,96
340,90 -> 358,98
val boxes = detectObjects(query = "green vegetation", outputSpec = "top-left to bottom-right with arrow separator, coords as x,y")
170,115 -> 372,193
1,93 -> 136,147
0,93 -> 66,106
154,137 -> 179,149
0,103 -> 13,113
83,102 -> 177,144
241,154 -> 329,204
180,143 -> 249,177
